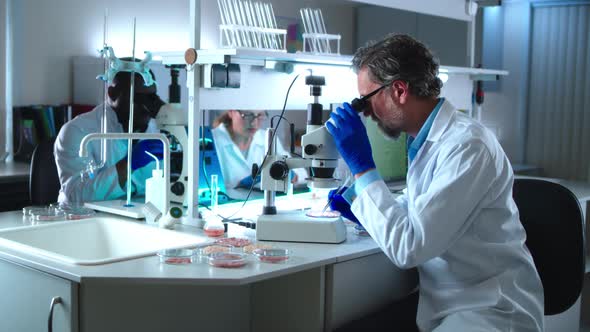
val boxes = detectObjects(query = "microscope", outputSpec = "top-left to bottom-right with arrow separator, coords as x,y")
255,74 -> 347,244
156,66 -> 228,207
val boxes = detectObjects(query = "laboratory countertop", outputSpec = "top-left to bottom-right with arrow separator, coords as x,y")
0,209 -> 383,286
3,175 -> 588,287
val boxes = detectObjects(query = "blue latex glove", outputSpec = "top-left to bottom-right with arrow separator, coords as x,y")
131,140 -> 163,170
236,174 -> 261,189
328,187 -> 360,224
325,102 -> 376,175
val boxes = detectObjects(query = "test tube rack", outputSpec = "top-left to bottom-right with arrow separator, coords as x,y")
299,8 -> 341,55
217,0 -> 287,52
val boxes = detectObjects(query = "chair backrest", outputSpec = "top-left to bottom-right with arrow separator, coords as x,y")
512,178 -> 585,315
29,138 -> 60,205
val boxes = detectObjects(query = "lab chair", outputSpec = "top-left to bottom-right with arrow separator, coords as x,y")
29,138 -> 60,205
512,178 -> 585,315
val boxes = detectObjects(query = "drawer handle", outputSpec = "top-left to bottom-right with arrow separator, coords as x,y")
48,296 -> 62,332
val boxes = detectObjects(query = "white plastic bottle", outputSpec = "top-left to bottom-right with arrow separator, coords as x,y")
145,151 -> 166,214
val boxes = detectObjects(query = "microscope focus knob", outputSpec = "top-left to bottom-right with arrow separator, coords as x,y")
171,181 -> 185,196
304,144 -> 318,155
269,161 -> 289,180
251,163 -> 259,179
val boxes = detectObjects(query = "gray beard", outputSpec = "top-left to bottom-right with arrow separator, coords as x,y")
378,122 -> 401,141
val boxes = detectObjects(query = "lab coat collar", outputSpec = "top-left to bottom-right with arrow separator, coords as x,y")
216,124 -> 236,148
425,99 -> 456,143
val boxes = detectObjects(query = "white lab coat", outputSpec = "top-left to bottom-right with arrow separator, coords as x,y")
212,124 -> 305,199
352,100 -> 544,331
55,104 -> 157,204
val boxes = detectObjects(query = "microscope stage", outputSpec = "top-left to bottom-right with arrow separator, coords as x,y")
256,210 -> 347,244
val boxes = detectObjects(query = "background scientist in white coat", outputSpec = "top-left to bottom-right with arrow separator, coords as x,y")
212,109 -> 305,199
55,68 -> 165,204
326,34 -> 544,331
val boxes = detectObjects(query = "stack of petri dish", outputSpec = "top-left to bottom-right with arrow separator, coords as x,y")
207,252 -> 247,268
22,203 -> 96,223
252,248 -> 291,264
157,248 -> 196,265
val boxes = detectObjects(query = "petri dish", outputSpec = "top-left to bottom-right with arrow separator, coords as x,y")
62,206 -> 96,220
305,210 -> 341,218
242,243 -> 273,254
157,248 -> 195,265
207,252 -> 247,268
203,222 -> 225,237
353,225 -> 370,237
252,248 -> 291,263
22,206 -> 47,217
197,244 -> 234,257
215,237 -> 252,248
30,207 -> 67,222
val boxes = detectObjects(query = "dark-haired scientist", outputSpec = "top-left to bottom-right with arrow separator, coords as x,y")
55,68 -> 165,204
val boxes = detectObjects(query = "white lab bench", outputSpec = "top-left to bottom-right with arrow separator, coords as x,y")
0,204 -> 417,332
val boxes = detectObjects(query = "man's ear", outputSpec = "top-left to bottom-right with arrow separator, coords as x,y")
392,81 -> 409,104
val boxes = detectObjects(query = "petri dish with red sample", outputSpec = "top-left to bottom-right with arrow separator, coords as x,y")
203,222 -> 225,237
197,244 -> 234,257
252,248 -> 291,264
215,237 -> 252,248
157,248 -> 196,265
207,252 -> 247,268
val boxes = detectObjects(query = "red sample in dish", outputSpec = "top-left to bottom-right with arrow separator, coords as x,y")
258,255 -> 289,263
252,248 -> 291,264
208,253 -> 247,268
165,257 -> 192,264
215,237 -> 252,247
204,228 -> 225,237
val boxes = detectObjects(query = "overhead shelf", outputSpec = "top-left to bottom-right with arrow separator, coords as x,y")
153,49 -> 353,67
439,65 -> 509,81
153,49 -> 508,80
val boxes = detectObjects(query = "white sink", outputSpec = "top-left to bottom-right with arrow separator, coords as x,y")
0,217 -> 208,265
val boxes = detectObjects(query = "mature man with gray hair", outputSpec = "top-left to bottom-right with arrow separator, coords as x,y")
327,34 -> 544,331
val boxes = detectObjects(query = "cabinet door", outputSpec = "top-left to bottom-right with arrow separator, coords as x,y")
0,259 -> 78,332
325,253 -> 418,330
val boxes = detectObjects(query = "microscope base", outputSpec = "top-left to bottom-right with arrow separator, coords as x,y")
256,210 -> 347,244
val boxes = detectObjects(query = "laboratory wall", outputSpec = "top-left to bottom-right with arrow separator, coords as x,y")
480,2 -> 530,163
11,0 -> 190,106
353,0 -> 472,21
12,0 -> 357,107
0,1 -> 8,156
356,5 -> 469,67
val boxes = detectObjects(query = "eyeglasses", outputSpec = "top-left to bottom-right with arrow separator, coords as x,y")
237,111 -> 268,122
361,84 -> 389,100
351,84 -> 389,112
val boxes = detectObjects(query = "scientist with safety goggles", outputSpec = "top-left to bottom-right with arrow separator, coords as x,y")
326,34 -> 543,331
55,60 -> 165,204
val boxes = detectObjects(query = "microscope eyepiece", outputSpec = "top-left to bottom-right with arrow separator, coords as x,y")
350,97 -> 367,112
351,84 -> 389,112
